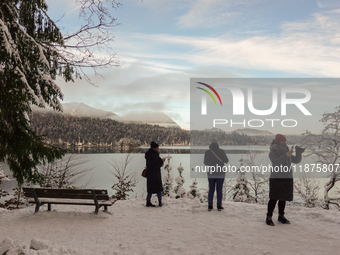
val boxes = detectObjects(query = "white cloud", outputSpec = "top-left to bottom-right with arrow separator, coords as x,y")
177,0 -> 263,28
121,8 -> 340,77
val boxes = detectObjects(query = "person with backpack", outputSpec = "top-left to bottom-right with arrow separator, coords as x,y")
204,138 -> 229,211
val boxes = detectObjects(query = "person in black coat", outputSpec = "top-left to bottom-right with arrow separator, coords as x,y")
266,134 -> 305,226
204,138 -> 229,211
145,141 -> 166,207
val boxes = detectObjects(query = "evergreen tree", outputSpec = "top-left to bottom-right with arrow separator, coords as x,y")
186,179 -> 201,200
1,0 -> 121,185
162,155 -> 175,198
174,163 -> 186,198
0,0 -> 68,185
232,167 -> 252,203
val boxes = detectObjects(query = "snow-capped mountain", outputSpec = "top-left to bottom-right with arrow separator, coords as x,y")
31,102 -> 180,128
204,127 -> 227,132
62,103 -> 123,121
204,127 -> 274,136
234,128 -> 274,136
123,111 -> 180,128
31,102 -> 123,121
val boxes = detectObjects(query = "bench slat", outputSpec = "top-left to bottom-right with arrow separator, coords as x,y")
24,193 -> 109,200
23,188 -> 108,195
27,200 -> 116,206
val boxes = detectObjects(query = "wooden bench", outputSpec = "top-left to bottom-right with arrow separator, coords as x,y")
23,187 -> 117,214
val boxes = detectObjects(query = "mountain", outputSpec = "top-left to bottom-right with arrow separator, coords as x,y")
123,111 -> 181,129
62,102 -> 123,121
233,128 -> 274,136
204,127 -> 227,132
31,102 -> 181,128
203,128 -> 273,136
31,102 -> 123,121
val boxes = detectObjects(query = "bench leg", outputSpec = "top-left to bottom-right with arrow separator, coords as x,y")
32,189 -> 40,214
34,203 -> 40,213
103,205 -> 112,215
94,206 -> 99,215
91,190 -> 99,215
48,203 -> 51,211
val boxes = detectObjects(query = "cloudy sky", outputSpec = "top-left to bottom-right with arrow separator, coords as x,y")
45,0 -> 340,132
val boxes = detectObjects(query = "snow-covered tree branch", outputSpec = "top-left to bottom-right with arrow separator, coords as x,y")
294,175 -> 320,208
239,153 -> 269,204
301,106 -> 340,210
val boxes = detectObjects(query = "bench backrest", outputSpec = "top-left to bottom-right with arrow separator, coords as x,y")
23,187 -> 110,200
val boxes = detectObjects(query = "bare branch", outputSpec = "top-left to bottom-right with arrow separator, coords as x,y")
38,154 -> 94,189
46,0 -> 122,83
109,154 -> 136,200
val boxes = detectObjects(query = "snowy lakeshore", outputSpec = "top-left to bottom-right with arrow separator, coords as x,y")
1,198 -> 339,255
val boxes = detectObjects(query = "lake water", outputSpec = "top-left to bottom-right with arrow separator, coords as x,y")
1,146 -> 337,202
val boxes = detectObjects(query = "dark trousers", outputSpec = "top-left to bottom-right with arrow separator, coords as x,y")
267,199 -> 286,216
146,192 -> 162,203
208,178 -> 224,207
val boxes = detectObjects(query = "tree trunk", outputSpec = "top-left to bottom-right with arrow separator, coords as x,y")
324,174 -> 337,210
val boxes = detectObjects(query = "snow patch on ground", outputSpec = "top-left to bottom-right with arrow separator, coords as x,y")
0,237 -> 78,255
1,198 -> 339,254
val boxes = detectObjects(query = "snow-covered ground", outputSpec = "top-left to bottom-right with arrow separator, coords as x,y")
0,198 -> 339,255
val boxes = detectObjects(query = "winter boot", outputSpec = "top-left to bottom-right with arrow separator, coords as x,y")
217,206 -> 224,211
295,146 -> 305,154
158,202 -> 163,207
146,201 -> 155,207
278,214 -> 290,224
266,214 -> 274,226
208,205 -> 213,211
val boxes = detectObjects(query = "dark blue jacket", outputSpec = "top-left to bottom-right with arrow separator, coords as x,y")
204,143 -> 229,178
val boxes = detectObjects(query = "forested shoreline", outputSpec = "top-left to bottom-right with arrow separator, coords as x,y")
29,112 -> 302,149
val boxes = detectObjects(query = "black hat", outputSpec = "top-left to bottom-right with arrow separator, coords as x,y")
151,141 -> 159,148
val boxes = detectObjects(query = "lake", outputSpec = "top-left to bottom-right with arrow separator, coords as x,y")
1,145 -> 337,202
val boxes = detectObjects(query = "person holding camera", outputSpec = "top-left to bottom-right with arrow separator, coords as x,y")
266,134 -> 305,226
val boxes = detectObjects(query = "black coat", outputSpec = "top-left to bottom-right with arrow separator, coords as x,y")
204,143 -> 229,179
268,141 -> 302,201
145,148 -> 164,194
